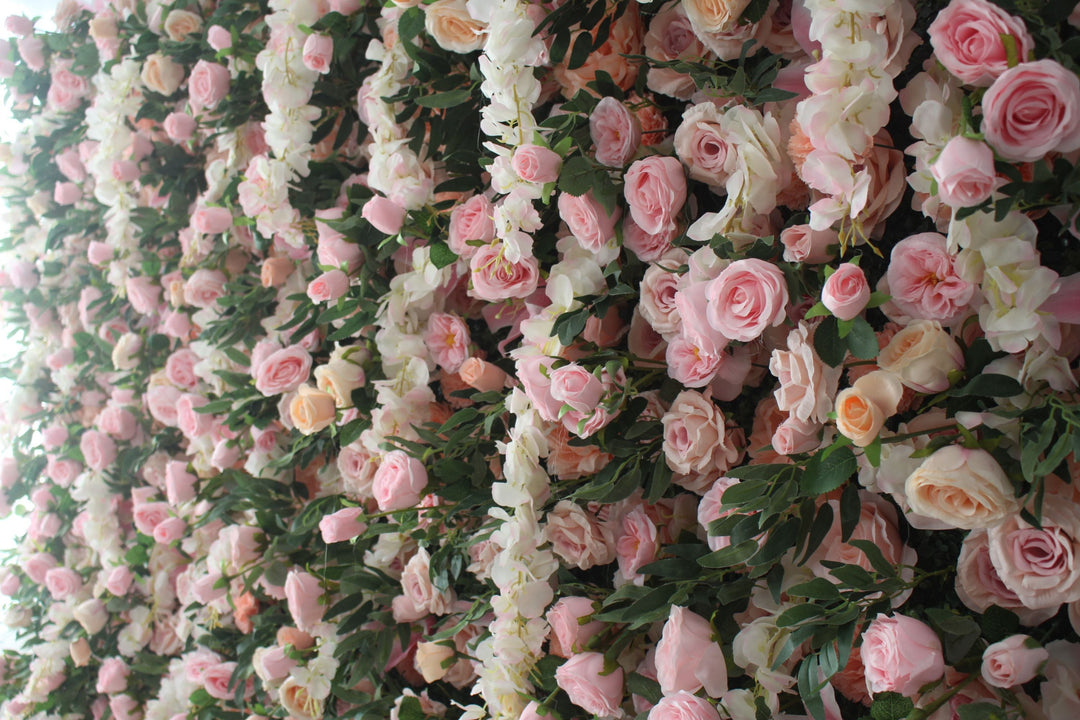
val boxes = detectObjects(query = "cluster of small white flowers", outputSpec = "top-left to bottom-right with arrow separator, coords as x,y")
70,471 -> 125,569
795,0 -> 914,247
84,57 -> 143,286
280,623 -> 340,720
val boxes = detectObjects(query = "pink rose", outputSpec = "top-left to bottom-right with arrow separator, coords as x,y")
512,144 -> 563,183
547,596 -> 604,658
673,102 -> 733,187
176,393 -> 213,439
191,206 -> 232,235
165,349 -> 199,390
56,147 -> 86,182
256,647 -> 296,680
105,566 -> 133,596
285,569 -> 324,632
206,25 -> 232,51
307,269 -> 349,303
554,652 -> 624,718
23,552 -> 57,584
183,268 -> 227,309
647,692 -> 721,720
254,345 -> 312,396
42,425 -> 68,450
44,566 -> 82,599
319,507 -> 367,543
557,190 -> 620,253
616,507 -> 659,585
372,450 -> 428,511
623,215 -> 677,263
153,516 -> 186,544
546,500 -> 616,570
885,233 -> 973,323
549,363 -> 603,415
146,384 -> 182,426
624,155 -> 686,235
362,196 -> 406,235
165,461 -> 198,506
655,605 -> 728,696
133,501 -> 170,536
203,661 -> 250,700
705,258 -> 789,343
80,430 -> 117,471
661,389 -> 742,490
424,312 -> 471,372
664,334 -> 720,388
189,60 -> 230,109
697,476 -> 740,551
644,3 -> 711,100
861,613 -> 944,697
96,659 -> 130,695
982,635 -> 1048,688
5,15 -> 33,36
17,36 -> 44,71
302,34 -> 333,74
468,243 -> 540,301
931,136 -> 999,208
928,0 -> 1034,87
98,406 -> 137,440
821,263 -> 869,321
54,182 -> 81,205
590,97 -> 641,168
126,276 -> 162,315
448,194 -> 495,256
982,59 -> 1080,162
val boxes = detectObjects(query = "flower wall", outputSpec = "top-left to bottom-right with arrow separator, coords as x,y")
2,0 -> 1080,719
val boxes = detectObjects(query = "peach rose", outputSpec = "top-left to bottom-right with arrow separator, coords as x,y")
905,446 -> 1019,530
877,320 -> 964,393
141,54 -> 185,96
289,385 -> 337,435
834,370 -> 903,447
424,0 -> 486,54
163,9 -> 202,41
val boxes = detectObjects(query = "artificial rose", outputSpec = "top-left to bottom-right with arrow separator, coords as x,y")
624,155 -> 687,235
647,692 -> 721,720
362,196 -> 406,235
448,194 -> 495,256
319,507 -> 367,543
469,242 -> 540,301
885,232 -> 973,323
655,605 -> 728,696
424,313 -> 470,373
558,191 -> 620,253
545,500 -> 616,570
982,635 -> 1048,688
905,446 -> 1019,530
424,0 -> 486,54
141,54 -> 185,96
302,34 -> 333,74
547,596 -> 604,658
459,357 -> 508,393
372,450 -> 428,512
877,320 -> 964,393
821,263 -> 870,321
591,97 -> 641,168
307,270 -> 349,303
928,0 -> 1034,87
285,570 -> 323,632
931,136 -> 999,208
769,322 -> 842,425
982,59 -> 1080,162
513,144 -> 562,183
706,258 -> 788,343
644,2 -> 712,100
549,364 -> 603,415
834,370 -> 903,447
163,9 -> 201,41
189,60 -> 230,110
861,613 -> 945,697
254,345 -> 312,396
96,658 -> 130,695
554,652 -> 624,718
191,206 -> 232,235
289,385 -> 337,435
661,389 -> 738,481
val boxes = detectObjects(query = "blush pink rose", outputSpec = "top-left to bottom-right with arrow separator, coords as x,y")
665,334 -> 721,388
319,507 -> 367,543
982,59 -> 1080,162
372,450 -> 428,511
192,206 -> 232,235
512,144 -> 562,183
557,190 -> 620,253
424,313 -> 471,372
56,147 -> 86,182
17,36 -> 44,71
105,566 -> 133,596
54,182 -> 80,205
981,634 -> 1048,688
931,136 -> 999,208
549,363 -> 603,415
164,111 -> 196,143
165,349 -> 199,389
886,233 -> 973,323
705,258 -> 789,342
624,155 -> 686,235
448,194 -> 495,256
697,476 -> 740,551
821,263 -> 870,321
648,692 -> 721,720
554,652 -> 624,718
153,516 -> 186,544
546,501 -> 616,570
126,276 -> 161,315
203,661 -> 251,700
285,569 -> 324,632
254,345 -> 312,396
5,15 -> 32,35
307,269 -> 349,303
861,613 -> 944,697
147,384 -> 183,426
302,34 -> 333,74
189,60 -> 230,110
166,461 -> 198,506
176,394 -> 213,439
644,3 -> 711,100
547,596 -> 605,658
96,658 -> 130,695
468,243 -> 540,301
206,25 -> 232,51
44,566 -> 82,599
23,552 -> 57,584
623,215 -> 677,262
362,196 -> 406,235
98,406 -> 137,440
590,97 -> 641,168
183,268 -> 227,309
80,430 -> 117,471
655,605 -> 728,696
928,0 -> 1034,87
133,501 -> 170,536
661,389 -> 742,489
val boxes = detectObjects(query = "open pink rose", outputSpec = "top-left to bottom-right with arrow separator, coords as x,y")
512,144 -> 562,183
557,191 -> 620,253
96,658 -> 130,695
885,233 -> 973,323
468,242 -> 540,301
590,97 -> 640,168
928,0 -> 1034,87
424,313 -> 470,372
254,345 -> 312,396
648,692 -> 721,720
982,59 -> 1080,162
931,136 -> 999,208
80,430 -> 117,471
655,605 -> 728,696
861,613 -> 944,697
549,363 -> 603,415
372,450 -> 428,511
189,60 -> 230,110
705,258 -> 789,343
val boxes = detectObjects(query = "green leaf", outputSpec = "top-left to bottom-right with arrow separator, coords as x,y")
558,155 -> 595,197
802,445 -> 856,495
699,539 -> 759,568
776,602 -> 824,627
951,373 -> 1022,398
957,703 -> 1008,720
626,673 -> 662,705
871,692 -> 915,720
397,695 -> 425,720
846,316 -> 879,360
839,482 -> 861,542
429,241 -> 458,269
415,88 -> 472,109
978,605 -> 1020,644
787,577 -> 841,601
398,7 -> 425,42
739,0 -> 772,25
813,316 -> 845,367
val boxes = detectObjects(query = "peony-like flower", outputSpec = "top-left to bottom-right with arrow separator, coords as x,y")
644,2 -> 713,100
163,9 -> 202,41
905,446 -> 1019,530
861,613 -> 944,696
469,242 -> 540,301
591,97 -> 641,168
885,232 -> 973,323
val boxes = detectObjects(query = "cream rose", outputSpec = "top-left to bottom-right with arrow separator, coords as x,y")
314,354 -> 365,408
163,9 -> 202,41
140,53 -> 185,96
662,389 -> 743,492
834,370 -> 903,447
424,0 -> 486,54
878,320 -> 964,393
414,641 -> 454,683
905,446 -> 1019,530
288,384 -> 337,435
682,0 -> 751,34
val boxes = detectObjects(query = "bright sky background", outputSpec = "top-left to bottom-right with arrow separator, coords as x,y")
0,0 -> 58,651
